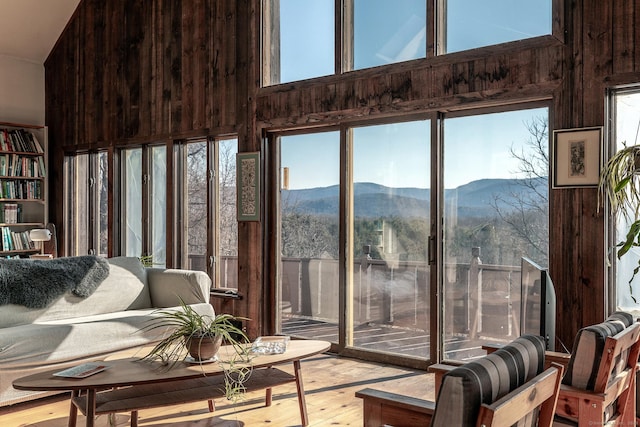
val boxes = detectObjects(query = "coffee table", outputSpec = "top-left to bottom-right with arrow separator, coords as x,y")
13,339 -> 330,427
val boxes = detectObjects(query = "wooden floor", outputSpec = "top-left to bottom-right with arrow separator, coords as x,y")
0,352 -> 435,427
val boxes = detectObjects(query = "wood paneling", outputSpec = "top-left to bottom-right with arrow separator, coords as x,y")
44,0 -> 640,350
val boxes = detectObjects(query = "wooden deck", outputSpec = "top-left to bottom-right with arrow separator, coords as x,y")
282,317 -> 495,362
0,352 -> 435,427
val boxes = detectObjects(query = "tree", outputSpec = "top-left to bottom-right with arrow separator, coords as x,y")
491,116 -> 549,265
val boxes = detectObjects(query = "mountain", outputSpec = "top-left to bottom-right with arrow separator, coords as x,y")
282,178 -> 547,219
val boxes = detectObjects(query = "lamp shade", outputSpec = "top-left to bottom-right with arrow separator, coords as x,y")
29,228 -> 52,242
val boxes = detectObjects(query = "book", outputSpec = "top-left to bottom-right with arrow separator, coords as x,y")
53,362 -> 110,379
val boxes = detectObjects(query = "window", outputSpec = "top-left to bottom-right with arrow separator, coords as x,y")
349,120 -> 430,358
181,141 -> 208,271
64,139 -> 236,282
276,120 -> 433,361
218,139 -> 239,288
611,88 -> 640,315
63,151 -> 109,256
444,0 -> 552,53
274,106 -> 549,365
119,145 -> 166,264
150,146 -> 167,266
264,0 -> 552,85
175,138 -> 239,287
351,0 -> 426,70
442,107 -> 549,360
264,0 -> 334,84
279,131 -> 340,343
121,147 -> 143,257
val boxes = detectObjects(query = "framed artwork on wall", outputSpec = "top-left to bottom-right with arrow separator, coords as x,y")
237,151 -> 260,221
552,126 -> 602,188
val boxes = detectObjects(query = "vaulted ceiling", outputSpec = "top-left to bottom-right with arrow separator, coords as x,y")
0,0 -> 80,64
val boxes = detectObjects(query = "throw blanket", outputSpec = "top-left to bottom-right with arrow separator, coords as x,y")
0,255 -> 110,308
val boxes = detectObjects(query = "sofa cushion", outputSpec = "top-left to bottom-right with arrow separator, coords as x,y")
0,256 -> 152,328
562,311 -> 633,390
147,268 -> 211,308
430,335 -> 545,426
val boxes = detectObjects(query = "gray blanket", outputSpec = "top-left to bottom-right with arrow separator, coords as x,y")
0,255 -> 110,308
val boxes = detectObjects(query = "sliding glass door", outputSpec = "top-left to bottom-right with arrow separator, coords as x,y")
348,121 -> 430,358
279,132 -> 340,342
274,107 -> 549,364
442,108 -> 549,361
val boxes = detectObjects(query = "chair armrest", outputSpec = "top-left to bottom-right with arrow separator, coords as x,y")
545,351 -> 571,370
356,388 -> 435,427
146,268 -> 212,307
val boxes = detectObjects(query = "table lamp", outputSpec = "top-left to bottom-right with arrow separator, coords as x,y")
29,228 -> 52,255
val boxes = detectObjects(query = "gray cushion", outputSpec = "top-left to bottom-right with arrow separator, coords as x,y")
562,311 -> 632,390
146,268 -> 212,308
431,334 -> 545,427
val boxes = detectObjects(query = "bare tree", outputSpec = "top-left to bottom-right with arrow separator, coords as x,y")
218,140 -> 238,256
491,116 -> 549,264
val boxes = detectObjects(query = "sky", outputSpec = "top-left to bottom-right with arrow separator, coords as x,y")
278,0 -> 552,190
281,108 -> 547,190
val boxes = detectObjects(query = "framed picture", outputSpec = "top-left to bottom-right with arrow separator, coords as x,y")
237,151 -> 260,221
552,127 -> 602,188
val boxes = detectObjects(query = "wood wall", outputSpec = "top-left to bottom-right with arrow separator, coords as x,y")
45,0 -> 640,350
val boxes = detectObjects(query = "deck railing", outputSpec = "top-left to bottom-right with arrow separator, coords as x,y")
193,252 -> 524,339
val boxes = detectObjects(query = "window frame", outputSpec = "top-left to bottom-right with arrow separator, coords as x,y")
262,0 -> 562,86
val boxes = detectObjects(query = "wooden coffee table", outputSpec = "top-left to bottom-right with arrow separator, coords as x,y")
13,339 -> 330,427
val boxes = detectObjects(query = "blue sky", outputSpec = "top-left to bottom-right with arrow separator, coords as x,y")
278,1 -> 552,190
281,107 -> 547,190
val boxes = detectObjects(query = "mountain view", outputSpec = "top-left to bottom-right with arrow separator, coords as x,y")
282,177 -> 548,219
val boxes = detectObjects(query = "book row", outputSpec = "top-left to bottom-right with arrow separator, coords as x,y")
0,227 -> 35,252
0,203 -> 22,223
0,129 -> 44,154
0,154 -> 45,178
0,180 -> 42,200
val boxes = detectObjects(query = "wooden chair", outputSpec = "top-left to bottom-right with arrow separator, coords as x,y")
549,312 -> 640,426
482,311 -> 640,426
356,335 -> 564,427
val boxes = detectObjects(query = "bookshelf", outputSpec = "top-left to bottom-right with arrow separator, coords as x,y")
0,122 -> 47,258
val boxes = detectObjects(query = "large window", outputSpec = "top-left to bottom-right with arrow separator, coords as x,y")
264,0 -> 552,85
274,106 -> 550,365
349,120 -> 430,358
64,138 -> 237,286
611,89 -> 640,315
442,107 -> 549,360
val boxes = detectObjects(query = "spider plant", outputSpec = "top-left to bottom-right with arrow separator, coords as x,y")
140,299 -> 249,366
598,143 -> 640,298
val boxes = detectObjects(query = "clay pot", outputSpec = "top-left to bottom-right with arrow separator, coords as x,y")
185,334 -> 223,361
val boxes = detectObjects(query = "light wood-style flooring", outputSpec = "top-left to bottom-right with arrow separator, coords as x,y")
0,353 -> 435,427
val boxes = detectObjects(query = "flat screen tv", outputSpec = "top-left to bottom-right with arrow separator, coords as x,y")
520,257 -> 556,351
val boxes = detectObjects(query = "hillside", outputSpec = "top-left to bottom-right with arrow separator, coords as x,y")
282,178 -> 547,218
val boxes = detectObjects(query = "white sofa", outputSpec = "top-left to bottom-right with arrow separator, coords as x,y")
0,256 -> 214,407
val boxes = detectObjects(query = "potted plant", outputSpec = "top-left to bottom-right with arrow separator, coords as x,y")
141,299 -> 249,366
